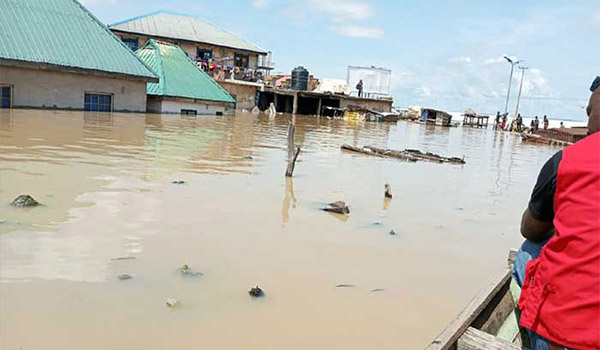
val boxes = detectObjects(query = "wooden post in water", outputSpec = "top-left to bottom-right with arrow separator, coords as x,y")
285,115 -> 300,177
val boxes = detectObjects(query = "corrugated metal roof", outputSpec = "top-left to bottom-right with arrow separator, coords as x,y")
110,11 -> 267,54
0,0 -> 157,80
136,40 -> 235,103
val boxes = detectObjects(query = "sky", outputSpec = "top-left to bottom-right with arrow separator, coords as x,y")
83,0 -> 600,120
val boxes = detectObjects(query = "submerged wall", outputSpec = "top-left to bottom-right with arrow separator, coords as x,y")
218,81 -> 260,110
0,65 -> 147,112
147,96 -> 233,115
339,97 -> 393,113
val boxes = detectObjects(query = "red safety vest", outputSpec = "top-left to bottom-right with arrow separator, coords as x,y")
519,132 -> 600,350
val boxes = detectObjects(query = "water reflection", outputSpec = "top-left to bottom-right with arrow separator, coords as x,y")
281,177 -> 297,225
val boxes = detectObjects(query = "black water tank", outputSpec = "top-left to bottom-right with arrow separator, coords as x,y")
291,66 -> 309,91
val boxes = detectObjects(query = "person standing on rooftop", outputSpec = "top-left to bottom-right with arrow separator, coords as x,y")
356,79 -> 364,98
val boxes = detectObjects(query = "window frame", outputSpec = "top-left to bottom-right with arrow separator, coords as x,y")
180,109 -> 198,115
84,92 -> 113,112
196,48 -> 213,62
1,85 -> 13,109
234,53 -> 249,68
122,38 -> 139,51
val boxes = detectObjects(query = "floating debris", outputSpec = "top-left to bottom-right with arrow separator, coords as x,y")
248,286 -> 264,297
117,273 -> 135,280
166,298 -> 180,308
172,180 -> 186,185
335,284 -> 356,288
11,195 -> 41,208
384,183 -> 393,199
179,264 -> 203,276
110,256 -> 136,261
389,230 -> 396,236
341,144 -> 465,165
323,201 -> 350,215
371,288 -> 385,292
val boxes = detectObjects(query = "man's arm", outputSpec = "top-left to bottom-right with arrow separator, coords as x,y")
520,151 -> 562,242
521,208 -> 553,242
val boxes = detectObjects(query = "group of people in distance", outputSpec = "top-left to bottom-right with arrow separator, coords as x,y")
494,112 -> 555,133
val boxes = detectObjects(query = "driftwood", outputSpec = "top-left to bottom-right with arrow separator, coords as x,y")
323,201 -> 350,214
285,117 -> 301,177
384,183 -> 393,198
341,144 -> 465,165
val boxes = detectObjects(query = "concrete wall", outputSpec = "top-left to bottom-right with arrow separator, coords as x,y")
117,34 -> 259,69
218,81 -> 260,110
147,96 -> 233,115
0,65 -> 147,112
339,97 -> 392,113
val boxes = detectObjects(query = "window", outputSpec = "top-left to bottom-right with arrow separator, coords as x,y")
1,85 -> 12,109
181,109 -> 197,115
84,93 -> 112,112
234,54 -> 249,68
196,48 -> 213,61
122,38 -> 139,51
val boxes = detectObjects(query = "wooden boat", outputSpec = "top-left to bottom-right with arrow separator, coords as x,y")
520,132 -> 572,147
424,250 -> 533,350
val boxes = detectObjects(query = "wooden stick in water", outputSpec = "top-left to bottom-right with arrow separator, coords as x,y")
286,116 -> 300,177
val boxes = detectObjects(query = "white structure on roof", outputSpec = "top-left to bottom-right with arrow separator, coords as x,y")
347,66 -> 391,97
313,79 -> 351,95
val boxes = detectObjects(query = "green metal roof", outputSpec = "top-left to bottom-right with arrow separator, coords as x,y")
135,40 -> 235,103
0,0 -> 157,80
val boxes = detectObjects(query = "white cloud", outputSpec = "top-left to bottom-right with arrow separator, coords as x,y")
450,56 -> 472,63
519,68 -> 552,97
251,0 -> 271,9
335,25 -> 384,39
308,0 -> 373,21
484,56 -> 506,65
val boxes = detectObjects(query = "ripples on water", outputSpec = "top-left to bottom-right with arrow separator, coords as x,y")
0,110 -> 558,349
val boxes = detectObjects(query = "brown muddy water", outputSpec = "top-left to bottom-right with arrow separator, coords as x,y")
0,110 -> 559,349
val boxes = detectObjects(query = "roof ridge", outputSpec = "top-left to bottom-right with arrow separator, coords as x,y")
148,40 -> 167,94
69,0 -> 158,79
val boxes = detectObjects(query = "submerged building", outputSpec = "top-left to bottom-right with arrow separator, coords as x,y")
135,40 -> 235,115
109,11 -> 272,109
0,0 -> 157,112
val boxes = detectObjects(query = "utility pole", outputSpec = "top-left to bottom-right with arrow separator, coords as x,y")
513,66 -> 528,120
503,56 -> 521,115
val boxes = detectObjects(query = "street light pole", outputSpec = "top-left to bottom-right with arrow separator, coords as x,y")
503,56 -> 521,115
514,66 -> 528,120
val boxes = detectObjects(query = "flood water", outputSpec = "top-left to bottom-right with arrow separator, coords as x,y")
0,110 -> 559,349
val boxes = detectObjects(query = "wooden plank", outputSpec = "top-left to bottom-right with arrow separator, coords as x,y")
458,327 -> 524,350
424,269 -> 511,350
474,282 -> 514,334
496,310 -> 520,343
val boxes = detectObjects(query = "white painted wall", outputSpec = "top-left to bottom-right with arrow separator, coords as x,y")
0,65 -> 148,112
147,96 -> 232,115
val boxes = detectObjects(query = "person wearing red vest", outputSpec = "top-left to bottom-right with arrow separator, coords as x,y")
513,76 -> 600,350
